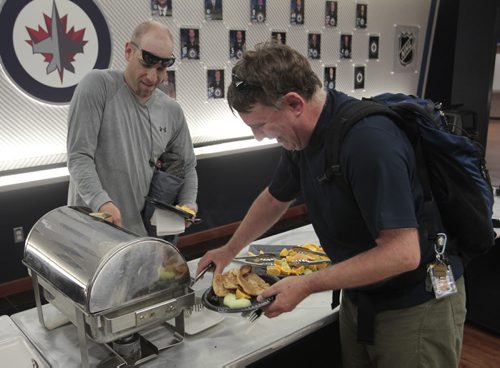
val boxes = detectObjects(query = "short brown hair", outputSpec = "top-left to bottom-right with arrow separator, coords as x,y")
227,42 -> 322,113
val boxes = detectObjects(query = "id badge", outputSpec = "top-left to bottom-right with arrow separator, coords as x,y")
428,263 -> 458,299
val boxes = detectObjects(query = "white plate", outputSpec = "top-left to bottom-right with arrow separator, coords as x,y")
183,309 -> 225,335
0,336 -> 43,368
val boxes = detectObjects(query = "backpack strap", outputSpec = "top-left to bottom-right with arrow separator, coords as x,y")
319,98 -> 440,345
317,99 -> 401,184
385,103 -> 443,242
321,99 -> 440,238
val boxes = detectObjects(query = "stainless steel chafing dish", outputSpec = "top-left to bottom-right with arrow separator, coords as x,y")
23,206 -> 195,368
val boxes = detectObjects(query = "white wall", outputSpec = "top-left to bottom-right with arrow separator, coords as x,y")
0,0 -> 434,173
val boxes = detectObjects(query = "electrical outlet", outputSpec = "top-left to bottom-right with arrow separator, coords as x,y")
13,227 -> 24,243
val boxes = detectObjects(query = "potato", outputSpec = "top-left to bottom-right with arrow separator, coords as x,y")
223,293 -> 252,309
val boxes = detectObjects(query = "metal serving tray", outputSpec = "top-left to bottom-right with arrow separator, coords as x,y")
22,206 -> 195,367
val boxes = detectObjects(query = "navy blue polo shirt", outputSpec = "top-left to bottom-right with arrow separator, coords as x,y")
269,90 -> 463,310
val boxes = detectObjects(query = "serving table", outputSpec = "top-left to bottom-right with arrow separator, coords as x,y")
0,314 -> 50,367
11,224 -> 339,367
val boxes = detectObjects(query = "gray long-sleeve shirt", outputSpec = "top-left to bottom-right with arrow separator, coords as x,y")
67,69 -> 197,236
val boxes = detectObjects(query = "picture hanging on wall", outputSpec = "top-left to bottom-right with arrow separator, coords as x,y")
354,65 -> 365,89
271,31 -> 287,45
369,35 -> 379,59
356,3 -> 367,28
207,69 -> 225,99
325,1 -> 337,27
158,71 -> 176,99
290,0 -> 304,25
324,66 -> 336,91
251,0 -> 266,23
230,30 -> 246,60
308,33 -> 321,60
205,0 -> 223,20
340,34 -> 352,59
393,25 -> 419,73
151,0 -> 172,17
180,28 -> 200,60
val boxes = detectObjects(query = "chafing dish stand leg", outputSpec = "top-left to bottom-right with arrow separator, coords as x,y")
32,274 -> 47,329
75,307 -> 91,368
32,274 -> 91,368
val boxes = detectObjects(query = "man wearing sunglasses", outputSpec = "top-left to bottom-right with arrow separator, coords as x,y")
196,42 -> 465,368
67,20 -> 198,237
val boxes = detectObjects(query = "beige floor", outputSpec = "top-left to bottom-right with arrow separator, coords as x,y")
490,92 -> 500,118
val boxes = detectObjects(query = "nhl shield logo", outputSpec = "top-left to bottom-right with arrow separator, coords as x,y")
398,32 -> 415,66
0,0 -> 111,104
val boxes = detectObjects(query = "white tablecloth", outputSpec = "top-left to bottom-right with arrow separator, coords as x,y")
11,224 -> 338,368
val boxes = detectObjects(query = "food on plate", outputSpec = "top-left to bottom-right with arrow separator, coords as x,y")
223,293 -> 252,308
236,264 -> 269,296
263,243 -> 330,277
212,265 -> 271,309
300,243 -> 325,252
235,288 -> 251,299
213,274 -> 230,296
222,268 -> 239,289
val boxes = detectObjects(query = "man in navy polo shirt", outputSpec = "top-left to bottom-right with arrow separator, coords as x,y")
196,42 -> 465,368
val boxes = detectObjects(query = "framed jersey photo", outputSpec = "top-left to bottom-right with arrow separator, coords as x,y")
207,69 -> 225,99
251,0 -> 266,23
325,1 -> 337,27
324,66 -> 336,91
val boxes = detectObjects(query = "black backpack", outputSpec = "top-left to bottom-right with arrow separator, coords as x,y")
320,93 -> 495,265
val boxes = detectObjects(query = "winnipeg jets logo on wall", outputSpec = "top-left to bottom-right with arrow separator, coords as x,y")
393,25 -> 419,73
0,0 -> 111,104
25,3 -> 88,82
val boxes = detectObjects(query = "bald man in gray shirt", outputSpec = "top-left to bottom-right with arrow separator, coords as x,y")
67,20 -> 197,236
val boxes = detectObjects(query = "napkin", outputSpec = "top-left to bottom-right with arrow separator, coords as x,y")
150,208 -> 185,236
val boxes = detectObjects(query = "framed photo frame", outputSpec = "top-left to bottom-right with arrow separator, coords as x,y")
308,33 -> 321,60
325,1 -> 337,27
205,0 -> 223,20
230,30 -> 246,60
180,28 -> 200,60
354,65 -> 365,89
152,0 -> 172,16
290,0 -> 305,25
356,3 -> 367,29
324,66 -> 336,91
340,34 -> 352,59
369,35 -> 379,59
271,31 -> 287,45
251,0 -> 266,23
207,69 -> 225,99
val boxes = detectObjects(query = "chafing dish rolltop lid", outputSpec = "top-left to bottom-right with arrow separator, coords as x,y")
23,206 -> 194,349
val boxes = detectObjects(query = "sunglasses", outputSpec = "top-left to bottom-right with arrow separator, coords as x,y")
131,41 -> 175,68
231,73 -> 255,91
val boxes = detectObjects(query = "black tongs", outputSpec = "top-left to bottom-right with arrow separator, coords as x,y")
233,253 -> 331,266
190,261 -> 215,287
